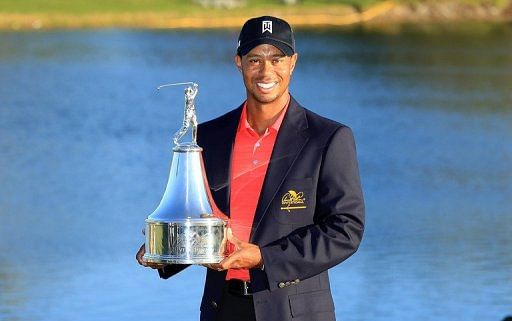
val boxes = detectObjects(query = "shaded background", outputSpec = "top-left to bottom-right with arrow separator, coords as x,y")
1,24 -> 511,320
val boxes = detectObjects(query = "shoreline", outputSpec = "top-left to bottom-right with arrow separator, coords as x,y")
0,1 -> 511,30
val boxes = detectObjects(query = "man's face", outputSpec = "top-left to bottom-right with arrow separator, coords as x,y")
235,44 -> 298,105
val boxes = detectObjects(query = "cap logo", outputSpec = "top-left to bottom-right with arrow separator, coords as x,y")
262,21 -> 272,34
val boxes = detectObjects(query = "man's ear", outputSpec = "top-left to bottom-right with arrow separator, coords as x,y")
290,53 -> 298,75
235,55 -> 242,72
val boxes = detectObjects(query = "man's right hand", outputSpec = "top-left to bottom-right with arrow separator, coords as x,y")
136,244 -> 167,270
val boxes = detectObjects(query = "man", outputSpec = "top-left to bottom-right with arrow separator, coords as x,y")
136,16 -> 365,321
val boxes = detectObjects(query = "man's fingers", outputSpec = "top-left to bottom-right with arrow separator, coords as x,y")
226,228 -> 234,241
148,263 -> 166,269
204,263 -> 226,271
219,252 -> 242,270
136,244 -> 147,266
136,244 -> 164,269
227,228 -> 243,249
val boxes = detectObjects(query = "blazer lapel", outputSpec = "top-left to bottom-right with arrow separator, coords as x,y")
250,96 -> 310,239
202,105 -> 242,217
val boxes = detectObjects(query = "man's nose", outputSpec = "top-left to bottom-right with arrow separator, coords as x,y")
259,59 -> 273,74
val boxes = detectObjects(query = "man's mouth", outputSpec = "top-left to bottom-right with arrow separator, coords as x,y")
257,82 -> 277,90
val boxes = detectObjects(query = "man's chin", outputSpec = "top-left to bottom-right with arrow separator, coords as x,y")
256,97 -> 277,104
252,92 -> 281,105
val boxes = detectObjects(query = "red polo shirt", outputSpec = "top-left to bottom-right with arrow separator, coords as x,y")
226,99 -> 289,281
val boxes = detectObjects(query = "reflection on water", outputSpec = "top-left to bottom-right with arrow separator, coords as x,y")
0,25 -> 511,321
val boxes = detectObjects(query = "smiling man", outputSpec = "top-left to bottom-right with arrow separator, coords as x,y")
136,16 -> 365,321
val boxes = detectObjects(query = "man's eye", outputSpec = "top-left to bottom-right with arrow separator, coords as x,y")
249,59 -> 259,64
272,58 -> 283,64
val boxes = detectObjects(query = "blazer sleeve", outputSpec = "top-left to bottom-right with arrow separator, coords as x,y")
259,126 -> 365,291
157,264 -> 190,279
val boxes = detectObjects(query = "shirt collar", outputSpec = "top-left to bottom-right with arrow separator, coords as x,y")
238,95 -> 290,136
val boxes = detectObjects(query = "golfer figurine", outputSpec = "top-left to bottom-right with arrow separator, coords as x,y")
174,82 -> 198,146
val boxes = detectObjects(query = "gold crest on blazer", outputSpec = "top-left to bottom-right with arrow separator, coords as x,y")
281,190 -> 307,212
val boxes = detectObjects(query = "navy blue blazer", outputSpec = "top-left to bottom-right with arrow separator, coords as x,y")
159,96 -> 365,321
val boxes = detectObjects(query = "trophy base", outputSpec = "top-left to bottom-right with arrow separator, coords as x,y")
145,218 -> 227,265
143,253 -> 224,265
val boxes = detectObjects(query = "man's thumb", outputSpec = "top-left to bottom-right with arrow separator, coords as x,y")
227,228 -> 243,247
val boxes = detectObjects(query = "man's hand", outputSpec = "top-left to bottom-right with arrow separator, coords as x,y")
135,244 -> 167,270
205,228 -> 263,271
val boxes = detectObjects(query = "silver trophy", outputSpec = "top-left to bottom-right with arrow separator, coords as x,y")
143,82 -> 227,264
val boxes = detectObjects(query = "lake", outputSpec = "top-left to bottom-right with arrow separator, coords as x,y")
0,24 -> 511,321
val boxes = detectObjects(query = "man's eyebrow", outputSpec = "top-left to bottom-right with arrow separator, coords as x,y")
246,54 -> 262,59
246,53 -> 286,59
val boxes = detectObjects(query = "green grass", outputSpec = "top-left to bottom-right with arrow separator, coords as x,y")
0,0 -> 508,15
301,0 -> 383,10
395,0 -> 510,8
0,0 -> 386,14
0,0 -> 192,13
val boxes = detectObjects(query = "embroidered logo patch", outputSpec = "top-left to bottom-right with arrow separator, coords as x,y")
262,20 -> 272,34
281,190 -> 306,212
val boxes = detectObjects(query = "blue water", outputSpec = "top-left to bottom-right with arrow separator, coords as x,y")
1,26 -> 511,321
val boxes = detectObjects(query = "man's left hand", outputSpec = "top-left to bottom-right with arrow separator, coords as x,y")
205,228 -> 263,271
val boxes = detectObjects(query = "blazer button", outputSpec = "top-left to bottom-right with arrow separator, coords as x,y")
211,301 -> 218,309
278,282 -> 285,288
295,279 -> 300,283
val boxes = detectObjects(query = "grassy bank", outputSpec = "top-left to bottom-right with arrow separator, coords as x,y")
0,0 -> 508,13
0,0 -> 382,13
0,0 -> 510,29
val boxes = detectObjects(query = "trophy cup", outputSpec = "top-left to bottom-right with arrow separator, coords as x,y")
143,82 -> 227,264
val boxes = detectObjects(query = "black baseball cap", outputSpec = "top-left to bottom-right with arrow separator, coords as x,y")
237,16 -> 295,57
